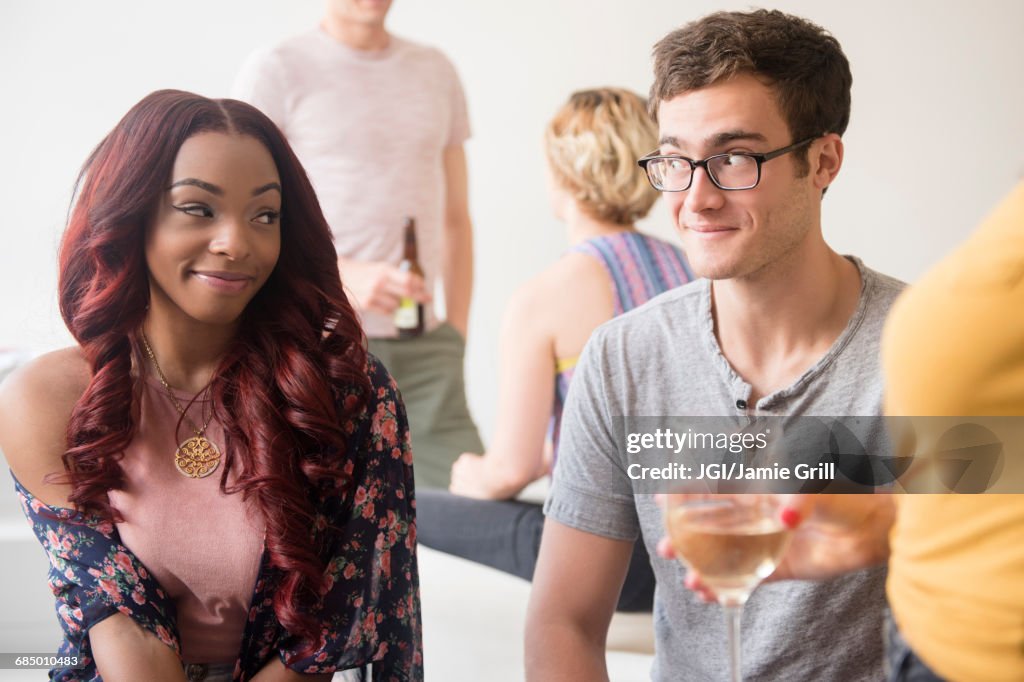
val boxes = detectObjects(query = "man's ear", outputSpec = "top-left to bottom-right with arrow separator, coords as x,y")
811,133 -> 844,192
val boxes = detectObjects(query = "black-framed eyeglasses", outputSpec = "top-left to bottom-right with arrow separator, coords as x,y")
637,136 -> 820,192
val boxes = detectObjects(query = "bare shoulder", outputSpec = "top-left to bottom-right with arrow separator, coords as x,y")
546,251 -> 615,321
0,347 -> 90,416
502,253 -> 615,360
551,251 -> 612,294
504,271 -> 551,321
0,347 -> 90,504
512,253 -> 609,316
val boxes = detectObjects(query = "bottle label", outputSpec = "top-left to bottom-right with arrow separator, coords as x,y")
394,298 -> 419,329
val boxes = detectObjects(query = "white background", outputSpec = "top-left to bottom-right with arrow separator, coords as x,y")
2,0 -> 1023,441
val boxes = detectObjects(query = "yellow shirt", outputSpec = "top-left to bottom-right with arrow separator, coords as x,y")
882,181 -> 1024,682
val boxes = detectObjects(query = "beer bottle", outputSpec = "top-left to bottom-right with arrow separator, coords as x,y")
394,217 -> 425,338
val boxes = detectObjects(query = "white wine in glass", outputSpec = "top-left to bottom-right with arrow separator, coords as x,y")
664,495 -> 790,682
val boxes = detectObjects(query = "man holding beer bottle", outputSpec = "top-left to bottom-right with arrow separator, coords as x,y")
233,0 -> 482,488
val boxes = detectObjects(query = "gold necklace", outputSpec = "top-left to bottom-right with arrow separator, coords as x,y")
140,332 -> 221,479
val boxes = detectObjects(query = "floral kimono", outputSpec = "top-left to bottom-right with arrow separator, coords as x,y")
14,357 -> 422,681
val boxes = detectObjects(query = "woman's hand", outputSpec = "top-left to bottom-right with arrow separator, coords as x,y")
768,493 -> 895,580
656,494 -> 896,603
449,452 -> 502,499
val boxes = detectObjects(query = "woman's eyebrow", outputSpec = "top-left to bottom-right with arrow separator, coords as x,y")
167,178 -> 223,195
252,182 -> 282,196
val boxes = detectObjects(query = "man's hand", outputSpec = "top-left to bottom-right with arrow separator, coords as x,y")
339,258 -> 431,316
656,494 -> 895,602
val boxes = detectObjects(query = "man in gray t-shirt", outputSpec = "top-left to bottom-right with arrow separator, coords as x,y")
525,10 -> 902,682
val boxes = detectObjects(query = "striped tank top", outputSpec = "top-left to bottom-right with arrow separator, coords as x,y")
550,231 -> 692,460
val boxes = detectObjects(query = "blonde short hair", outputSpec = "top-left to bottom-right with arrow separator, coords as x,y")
545,88 -> 659,225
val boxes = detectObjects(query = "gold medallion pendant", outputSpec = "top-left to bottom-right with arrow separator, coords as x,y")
142,331 -> 224,480
174,436 -> 222,478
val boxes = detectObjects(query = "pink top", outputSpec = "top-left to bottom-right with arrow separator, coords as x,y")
107,378 -> 265,664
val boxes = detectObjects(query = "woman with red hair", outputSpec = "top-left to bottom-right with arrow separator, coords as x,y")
0,90 -> 420,681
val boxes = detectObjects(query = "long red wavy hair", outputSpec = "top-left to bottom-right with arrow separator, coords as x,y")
57,89 -> 370,651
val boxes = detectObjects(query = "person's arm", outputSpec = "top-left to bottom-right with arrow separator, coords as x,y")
0,350 -> 86,507
525,519 -> 632,681
89,615 -> 187,682
449,282 -> 553,499
441,143 -> 473,338
1,350 -> 187,681
524,319 -> 640,680
450,251 -> 615,499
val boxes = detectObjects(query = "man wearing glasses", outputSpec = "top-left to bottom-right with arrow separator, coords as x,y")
526,10 -> 901,681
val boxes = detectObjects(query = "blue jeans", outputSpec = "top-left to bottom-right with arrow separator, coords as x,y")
885,612 -> 946,682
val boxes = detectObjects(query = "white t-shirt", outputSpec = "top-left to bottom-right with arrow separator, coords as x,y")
233,28 -> 470,337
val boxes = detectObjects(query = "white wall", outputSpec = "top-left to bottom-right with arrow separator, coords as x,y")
1,1 -> 1022,441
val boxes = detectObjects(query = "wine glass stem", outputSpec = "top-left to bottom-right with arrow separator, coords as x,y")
724,603 -> 743,682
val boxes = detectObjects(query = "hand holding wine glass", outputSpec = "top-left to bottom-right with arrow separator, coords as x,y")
659,493 -> 895,603
662,493 -> 791,682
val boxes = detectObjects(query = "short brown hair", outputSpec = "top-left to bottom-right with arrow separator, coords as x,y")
649,10 -> 852,170
545,88 -> 659,225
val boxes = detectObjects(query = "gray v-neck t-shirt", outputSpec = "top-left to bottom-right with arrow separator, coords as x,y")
545,258 -> 905,681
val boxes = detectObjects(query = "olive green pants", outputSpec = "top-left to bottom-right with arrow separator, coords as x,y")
369,323 -> 483,490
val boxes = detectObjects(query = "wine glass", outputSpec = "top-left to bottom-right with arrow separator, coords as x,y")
662,494 -> 790,682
